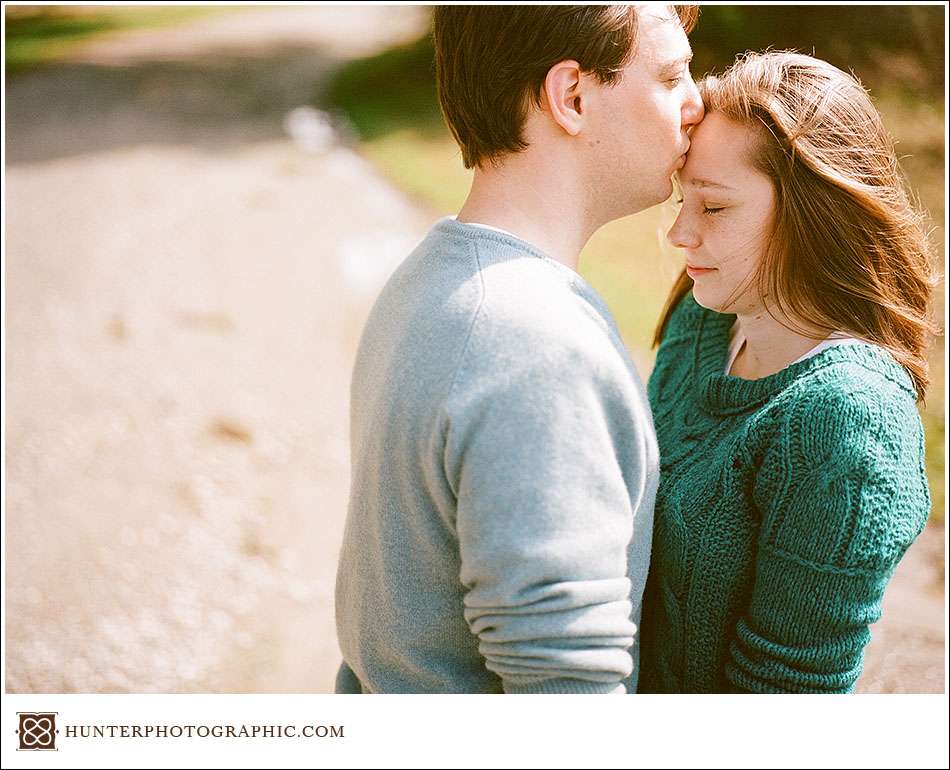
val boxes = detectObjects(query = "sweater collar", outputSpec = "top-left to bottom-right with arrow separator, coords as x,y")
692,305 -> 915,415
432,216 -> 619,329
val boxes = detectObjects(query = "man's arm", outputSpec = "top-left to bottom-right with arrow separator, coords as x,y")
444,337 -> 640,694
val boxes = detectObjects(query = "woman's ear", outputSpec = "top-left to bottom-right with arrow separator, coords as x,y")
541,60 -> 585,136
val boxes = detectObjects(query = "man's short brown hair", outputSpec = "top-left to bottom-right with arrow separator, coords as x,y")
433,5 -> 698,169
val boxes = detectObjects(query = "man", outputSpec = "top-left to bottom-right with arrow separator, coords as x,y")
334,5 -> 703,694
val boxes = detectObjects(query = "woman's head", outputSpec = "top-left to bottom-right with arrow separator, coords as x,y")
656,50 -> 936,399
666,109 -> 776,316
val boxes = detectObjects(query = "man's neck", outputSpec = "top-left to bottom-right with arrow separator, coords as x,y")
456,161 -> 598,272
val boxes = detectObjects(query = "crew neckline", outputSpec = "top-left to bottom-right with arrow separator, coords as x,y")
687,300 -> 913,414
431,216 -> 624,348
724,320 -> 864,375
451,217 -> 520,240
434,216 -> 586,284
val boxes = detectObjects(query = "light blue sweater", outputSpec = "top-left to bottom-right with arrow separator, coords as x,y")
334,217 -> 659,693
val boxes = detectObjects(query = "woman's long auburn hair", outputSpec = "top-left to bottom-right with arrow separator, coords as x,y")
652,51 -> 938,401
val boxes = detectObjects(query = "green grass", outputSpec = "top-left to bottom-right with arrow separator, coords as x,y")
360,131 -> 469,215
322,32 -> 946,524
923,412 -> 945,525
4,6 -> 234,75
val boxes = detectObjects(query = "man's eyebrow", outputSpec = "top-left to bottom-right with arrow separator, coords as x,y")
683,177 -> 736,191
657,52 -> 694,74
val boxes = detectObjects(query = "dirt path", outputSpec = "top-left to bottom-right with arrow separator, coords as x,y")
5,6 -> 944,694
5,6 -> 432,694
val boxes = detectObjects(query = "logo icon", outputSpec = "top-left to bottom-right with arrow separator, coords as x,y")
17,713 -> 57,751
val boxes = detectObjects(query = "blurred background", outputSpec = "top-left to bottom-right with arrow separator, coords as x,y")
5,4 -> 945,693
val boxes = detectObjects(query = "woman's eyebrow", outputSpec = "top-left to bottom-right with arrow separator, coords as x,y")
683,177 -> 736,191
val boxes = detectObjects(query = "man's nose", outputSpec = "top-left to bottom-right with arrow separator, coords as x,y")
682,76 -> 704,129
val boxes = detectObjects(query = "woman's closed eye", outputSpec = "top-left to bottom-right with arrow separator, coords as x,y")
675,197 -> 727,215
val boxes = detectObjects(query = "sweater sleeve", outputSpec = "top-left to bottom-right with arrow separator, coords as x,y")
727,384 -> 930,693
443,329 -> 642,694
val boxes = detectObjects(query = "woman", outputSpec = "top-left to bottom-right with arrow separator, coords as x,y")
637,51 -> 936,693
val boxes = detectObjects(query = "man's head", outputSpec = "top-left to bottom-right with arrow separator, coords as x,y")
433,5 -> 704,218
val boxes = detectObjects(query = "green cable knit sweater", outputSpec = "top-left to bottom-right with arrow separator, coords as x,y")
637,292 -> 930,693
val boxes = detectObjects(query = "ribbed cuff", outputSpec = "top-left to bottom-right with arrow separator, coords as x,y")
504,678 -> 626,695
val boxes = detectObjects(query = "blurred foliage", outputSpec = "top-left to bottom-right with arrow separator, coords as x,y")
924,413 -> 945,524
689,5 -> 943,94
4,5 -> 231,75
321,34 -> 445,140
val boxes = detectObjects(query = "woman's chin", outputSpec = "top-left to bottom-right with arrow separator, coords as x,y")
695,295 -> 737,317
690,287 -> 718,311
692,285 -> 744,315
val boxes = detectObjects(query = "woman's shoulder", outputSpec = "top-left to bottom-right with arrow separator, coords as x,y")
758,345 -> 930,573
650,290 -> 735,406
650,290 -> 705,402
771,343 -> 924,464
783,343 -> 917,415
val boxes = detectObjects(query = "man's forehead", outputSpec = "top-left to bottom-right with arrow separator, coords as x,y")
639,3 -> 682,30
636,5 -> 692,65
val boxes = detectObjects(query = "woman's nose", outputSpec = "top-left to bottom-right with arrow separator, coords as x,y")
667,211 -> 700,250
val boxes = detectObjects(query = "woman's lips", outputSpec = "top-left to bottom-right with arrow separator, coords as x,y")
686,264 -> 716,279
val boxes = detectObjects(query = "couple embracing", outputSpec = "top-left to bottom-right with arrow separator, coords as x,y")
334,5 -> 934,694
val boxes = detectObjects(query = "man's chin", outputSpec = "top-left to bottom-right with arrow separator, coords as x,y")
606,180 -> 675,219
662,177 -> 676,201
643,179 -> 675,210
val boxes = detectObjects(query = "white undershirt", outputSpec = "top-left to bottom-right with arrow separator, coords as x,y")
724,321 -> 864,375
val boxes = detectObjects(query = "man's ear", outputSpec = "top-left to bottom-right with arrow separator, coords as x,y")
541,60 -> 585,137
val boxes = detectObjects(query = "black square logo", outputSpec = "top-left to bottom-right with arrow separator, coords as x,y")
17,713 -> 57,751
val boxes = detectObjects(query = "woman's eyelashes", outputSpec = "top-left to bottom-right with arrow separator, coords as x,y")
675,197 -> 727,215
